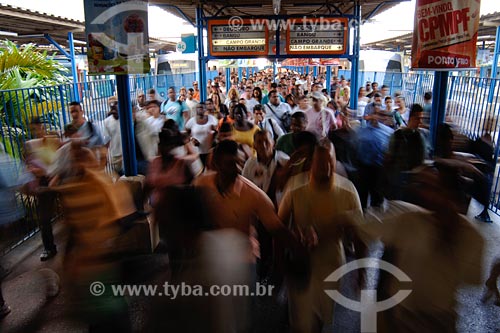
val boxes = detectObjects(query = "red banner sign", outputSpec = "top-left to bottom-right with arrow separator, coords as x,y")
411,0 -> 481,70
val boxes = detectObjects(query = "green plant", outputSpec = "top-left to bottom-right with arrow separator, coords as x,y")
0,40 -> 69,88
0,40 -> 71,157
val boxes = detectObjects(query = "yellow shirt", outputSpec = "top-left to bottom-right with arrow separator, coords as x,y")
233,125 -> 259,149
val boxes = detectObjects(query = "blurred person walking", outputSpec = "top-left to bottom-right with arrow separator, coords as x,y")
278,141 -> 364,333
0,149 -> 36,320
25,117 -> 61,261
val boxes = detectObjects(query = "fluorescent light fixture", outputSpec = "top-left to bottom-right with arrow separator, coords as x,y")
0,30 -> 18,37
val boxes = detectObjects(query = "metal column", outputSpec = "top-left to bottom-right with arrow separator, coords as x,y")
350,1 -> 361,111
116,75 -> 137,176
326,66 -> 332,94
68,32 -> 80,102
226,67 -> 231,89
430,71 -> 449,154
196,6 -> 207,102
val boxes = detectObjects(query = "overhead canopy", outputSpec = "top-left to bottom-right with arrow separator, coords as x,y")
0,3 -> 176,53
0,3 -> 86,46
363,11 -> 500,52
150,0 -> 406,23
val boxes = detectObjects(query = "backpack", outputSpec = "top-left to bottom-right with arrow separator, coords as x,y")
266,103 -> 291,132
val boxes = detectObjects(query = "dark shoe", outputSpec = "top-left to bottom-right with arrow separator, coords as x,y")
482,279 -> 500,303
40,249 -> 57,262
475,213 -> 493,223
0,303 -> 11,320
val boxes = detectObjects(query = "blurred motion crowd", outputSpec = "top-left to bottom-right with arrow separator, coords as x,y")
0,67 -> 499,332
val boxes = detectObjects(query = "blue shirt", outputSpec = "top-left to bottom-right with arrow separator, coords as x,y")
161,100 -> 190,130
356,122 -> 393,166
261,93 -> 285,105
0,152 -> 34,224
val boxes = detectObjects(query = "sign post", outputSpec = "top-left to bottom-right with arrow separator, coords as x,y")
84,0 -> 151,176
84,0 -> 150,75
286,17 -> 348,55
411,0 -> 481,70
208,19 -> 269,57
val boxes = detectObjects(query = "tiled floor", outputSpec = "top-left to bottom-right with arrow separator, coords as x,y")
0,200 -> 499,333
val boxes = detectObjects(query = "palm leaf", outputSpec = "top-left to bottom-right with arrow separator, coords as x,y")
0,40 -> 70,87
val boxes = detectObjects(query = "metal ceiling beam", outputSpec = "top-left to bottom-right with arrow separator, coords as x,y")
213,4 -> 264,17
43,34 -> 71,59
0,8 -> 82,29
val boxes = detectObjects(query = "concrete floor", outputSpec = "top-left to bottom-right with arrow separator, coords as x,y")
0,200 -> 499,333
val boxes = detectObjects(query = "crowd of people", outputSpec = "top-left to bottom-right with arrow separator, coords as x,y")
0,68 -> 499,332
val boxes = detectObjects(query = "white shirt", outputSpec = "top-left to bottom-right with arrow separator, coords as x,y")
242,150 -> 289,193
256,117 -> 284,141
263,102 -> 292,131
147,116 -> 165,133
103,116 -> 122,158
357,99 -> 369,118
245,98 -> 260,113
185,115 -> 218,154
305,108 -> 336,139
186,99 -> 199,118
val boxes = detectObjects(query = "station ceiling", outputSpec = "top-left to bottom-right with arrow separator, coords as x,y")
150,0 -> 406,23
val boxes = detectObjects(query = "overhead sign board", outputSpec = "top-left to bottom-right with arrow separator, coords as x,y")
286,17 -> 348,55
208,19 -> 269,57
411,0 -> 481,70
84,0 -> 150,75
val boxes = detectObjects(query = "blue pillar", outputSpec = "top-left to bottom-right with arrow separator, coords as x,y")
326,66 -> 332,94
196,6 -> 207,102
488,26 -> 500,103
430,71 -> 449,154
116,75 -> 137,176
273,61 -> 277,81
238,67 -> 243,80
305,66 -> 309,74
350,2 -> 361,110
226,67 -> 231,89
313,66 -> 318,78
68,32 -> 80,102
83,70 -> 89,94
